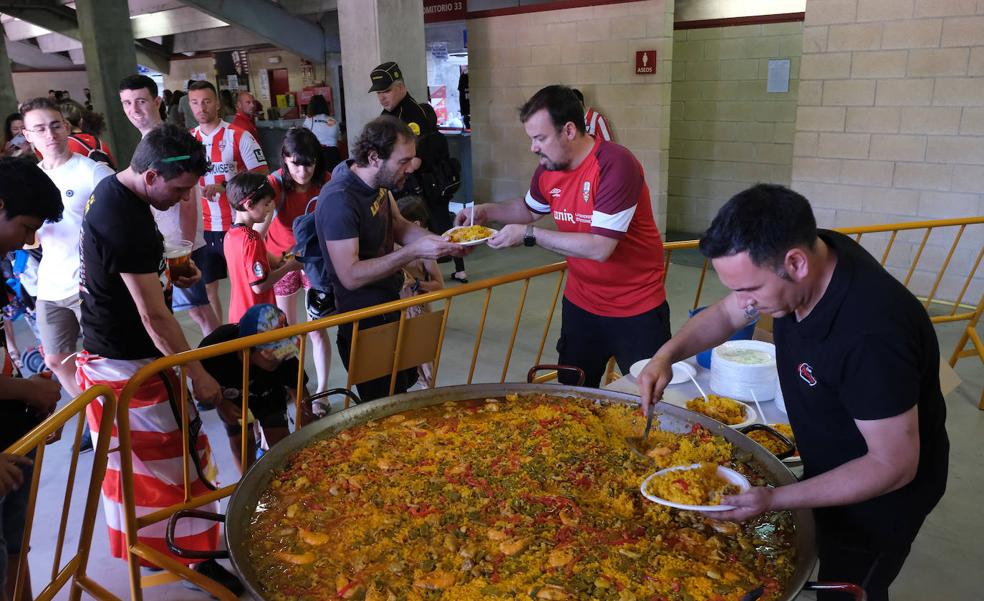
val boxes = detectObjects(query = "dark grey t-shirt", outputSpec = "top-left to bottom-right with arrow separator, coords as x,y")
315,160 -> 402,313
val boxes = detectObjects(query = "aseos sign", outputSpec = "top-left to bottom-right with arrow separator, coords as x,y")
424,0 -> 467,23
635,50 -> 657,75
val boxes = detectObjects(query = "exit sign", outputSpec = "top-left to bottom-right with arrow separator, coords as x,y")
636,50 -> 656,75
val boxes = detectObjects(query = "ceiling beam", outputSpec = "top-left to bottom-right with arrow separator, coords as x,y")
5,37 -> 75,69
0,0 -> 170,73
130,6 -> 228,38
171,25 -> 267,54
179,0 -> 326,62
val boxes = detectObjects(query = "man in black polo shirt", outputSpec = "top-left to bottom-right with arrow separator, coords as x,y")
316,116 -> 462,402
638,184 -> 948,601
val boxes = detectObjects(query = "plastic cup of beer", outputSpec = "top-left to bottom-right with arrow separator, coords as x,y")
164,239 -> 195,280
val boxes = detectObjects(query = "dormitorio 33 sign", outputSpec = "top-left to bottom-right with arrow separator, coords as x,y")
424,0 -> 467,23
636,50 -> 657,74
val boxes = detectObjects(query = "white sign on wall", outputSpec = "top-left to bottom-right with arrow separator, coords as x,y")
767,59 -> 790,93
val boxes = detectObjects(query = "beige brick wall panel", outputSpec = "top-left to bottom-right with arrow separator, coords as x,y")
706,122 -> 740,141
799,81 -> 824,105
774,122 -> 797,142
875,79 -> 935,106
756,101 -> 799,122
845,107 -> 901,133
852,51 -> 909,79
805,0 -> 859,26
941,16 -> 984,46
862,187 -> 921,215
686,61 -> 721,81
908,48 -> 971,76
828,23 -> 884,51
803,182 -> 869,210
934,77 -> 984,105
530,45 -> 563,66
780,34 -> 806,57
721,24 -> 763,39
951,164 -> 984,191
917,190 -> 982,217
576,19 -> 612,42
882,19 -> 943,49
857,0 -> 915,22
800,53 -> 853,80
575,63 -> 611,85
803,26 -> 829,54
794,157 -> 843,182
795,131 -> 821,156
969,47 -> 984,75
926,136 -> 984,163
675,40 -> 704,61
817,132 -> 871,158
611,16 -> 648,39
823,80 -> 877,105
737,122 -> 777,143
718,101 -> 761,121
718,59 -> 760,81
743,37 -> 782,59
869,134 -> 928,161
894,163 -> 954,190
915,0 -> 979,17
899,107 -> 963,133
797,106 -> 848,131
755,142 -> 795,165
959,107 -> 984,134
841,159 -> 896,185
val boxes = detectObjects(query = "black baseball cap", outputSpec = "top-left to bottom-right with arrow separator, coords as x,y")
368,61 -> 403,93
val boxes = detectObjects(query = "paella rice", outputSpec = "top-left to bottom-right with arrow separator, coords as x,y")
445,225 -> 494,244
748,424 -> 797,458
643,463 -> 740,506
686,395 -> 748,426
245,393 -> 795,600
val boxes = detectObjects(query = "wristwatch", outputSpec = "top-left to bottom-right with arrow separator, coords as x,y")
524,224 -> 536,247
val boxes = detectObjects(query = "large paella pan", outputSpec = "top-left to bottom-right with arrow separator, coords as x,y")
175,383 -> 861,600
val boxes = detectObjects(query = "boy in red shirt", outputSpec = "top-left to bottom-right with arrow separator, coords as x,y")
223,172 -> 300,323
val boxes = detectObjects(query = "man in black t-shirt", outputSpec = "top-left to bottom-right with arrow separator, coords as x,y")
199,304 -> 313,471
638,184 -> 949,601
316,116 -> 463,402
0,157 -> 63,596
78,125 -> 243,593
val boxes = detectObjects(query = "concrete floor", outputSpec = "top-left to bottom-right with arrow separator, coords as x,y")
15,240 -> 983,600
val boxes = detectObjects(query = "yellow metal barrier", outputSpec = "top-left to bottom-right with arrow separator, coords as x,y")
3,384 -> 118,601
77,215 -> 982,598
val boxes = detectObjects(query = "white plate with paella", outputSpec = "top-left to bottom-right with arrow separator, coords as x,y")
442,225 -> 497,246
640,463 -> 751,511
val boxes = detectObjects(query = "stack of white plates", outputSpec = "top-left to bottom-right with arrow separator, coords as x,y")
709,340 -> 777,402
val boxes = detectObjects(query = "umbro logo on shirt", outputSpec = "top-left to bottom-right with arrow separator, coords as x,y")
798,363 -> 817,387
549,187 -> 562,198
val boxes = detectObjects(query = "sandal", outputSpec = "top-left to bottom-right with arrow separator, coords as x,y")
451,272 -> 469,284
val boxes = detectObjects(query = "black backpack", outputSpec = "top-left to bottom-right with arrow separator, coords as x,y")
69,134 -> 115,169
292,197 -> 332,293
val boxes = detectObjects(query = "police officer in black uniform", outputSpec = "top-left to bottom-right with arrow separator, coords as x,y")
369,61 -> 467,281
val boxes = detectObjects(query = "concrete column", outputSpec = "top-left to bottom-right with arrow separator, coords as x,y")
337,0 -> 427,138
75,0 -> 141,167
0,33 -> 18,121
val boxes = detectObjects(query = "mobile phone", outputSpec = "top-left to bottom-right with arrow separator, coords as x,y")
9,133 -> 25,146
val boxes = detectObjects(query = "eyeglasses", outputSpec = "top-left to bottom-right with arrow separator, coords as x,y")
26,122 -> 65,135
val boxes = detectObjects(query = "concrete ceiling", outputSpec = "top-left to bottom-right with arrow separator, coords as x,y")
1,0 -> 340,72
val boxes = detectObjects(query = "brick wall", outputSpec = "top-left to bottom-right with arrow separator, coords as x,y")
467,0 -> 675,227
792,0 -> 984,302
668,21 -> 803,233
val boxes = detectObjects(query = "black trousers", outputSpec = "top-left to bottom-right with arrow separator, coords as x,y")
556,298 -> 671,388
336,312 -> 417,403
816,539 -> 912,601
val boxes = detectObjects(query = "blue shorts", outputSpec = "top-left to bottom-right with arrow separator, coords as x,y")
172,247 -> 211,311
200,231 -> 228,284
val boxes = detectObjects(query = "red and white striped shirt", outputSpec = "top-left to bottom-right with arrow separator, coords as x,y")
191,121 -> 267,232
584,107 -> 612,142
